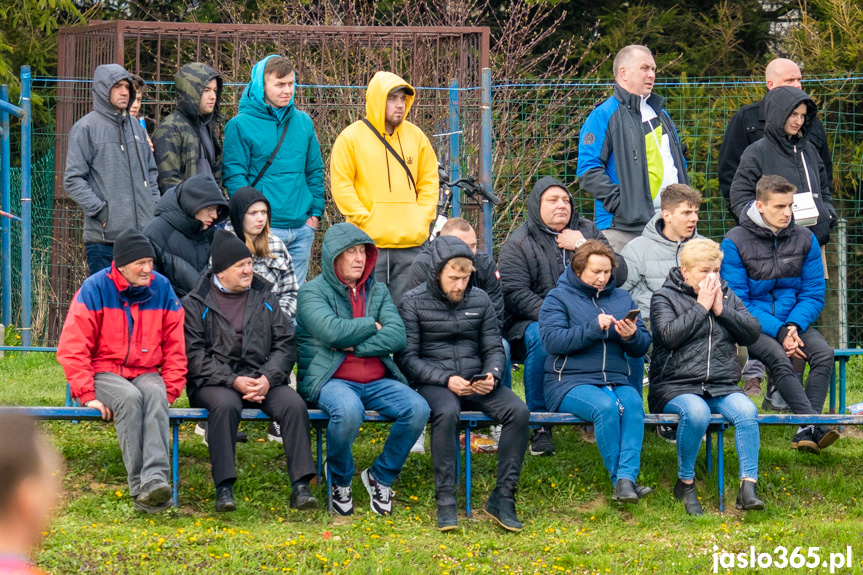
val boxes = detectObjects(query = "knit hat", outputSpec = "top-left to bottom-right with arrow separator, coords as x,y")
113,229 -> 155,268
210,229 -> 253,274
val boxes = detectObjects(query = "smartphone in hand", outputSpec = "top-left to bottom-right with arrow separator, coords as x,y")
623,309 -> 641,323
469,374 -> 487,385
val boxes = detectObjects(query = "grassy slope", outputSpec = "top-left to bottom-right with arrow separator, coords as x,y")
2,351 -> 863,574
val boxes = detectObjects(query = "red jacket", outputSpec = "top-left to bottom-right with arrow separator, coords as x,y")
57,265 -> 187,404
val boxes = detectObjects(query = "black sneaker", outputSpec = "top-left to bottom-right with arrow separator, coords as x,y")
332,484 -> 354,516
136,480 -> 172,507
289,484 -> 318,510
529,427 -> 555,456
215,486 -> 236,512
267,421 -> 283,444
361,468 -> 394,516
133,495 -> 173,514
483,487 -> 522,532
791,426 -> 819,454
656,425 -> 677,444
812,425 -> 840,450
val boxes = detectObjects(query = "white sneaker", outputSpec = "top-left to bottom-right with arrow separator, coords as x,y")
410,429 -> 426,454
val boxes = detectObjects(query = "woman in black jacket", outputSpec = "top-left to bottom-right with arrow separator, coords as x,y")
648,239 -> 763,516
143,173 -> 228,296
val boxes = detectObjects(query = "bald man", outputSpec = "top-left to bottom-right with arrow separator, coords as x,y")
718,58 -> 833,223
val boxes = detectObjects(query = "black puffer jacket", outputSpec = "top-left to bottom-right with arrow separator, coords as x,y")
729,86 -> 837,246
397,236 -> 505,387
182,271 -> 295,393
143,174 -> 229,297
498,176 -> 625,345
647,267 -> 761,415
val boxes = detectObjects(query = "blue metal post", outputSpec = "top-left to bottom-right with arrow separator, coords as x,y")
448,79 -> 461,218
20,67 -> 31,347
0,84 -> 10,325
706,429 -> 713,474
464,426 -> 472,517
480,68 -> 493,257
717,426 -> 725,513
172,423 -> 180,506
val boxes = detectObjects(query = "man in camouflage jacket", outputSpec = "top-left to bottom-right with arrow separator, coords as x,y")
154,62 -> 223,191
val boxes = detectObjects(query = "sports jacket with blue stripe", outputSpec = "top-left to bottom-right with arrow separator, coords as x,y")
576,84 -> 689,233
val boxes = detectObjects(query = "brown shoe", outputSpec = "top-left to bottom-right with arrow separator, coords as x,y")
743,377 -> 762,397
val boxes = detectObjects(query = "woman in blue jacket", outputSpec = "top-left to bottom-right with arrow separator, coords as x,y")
539,240 -> 652,503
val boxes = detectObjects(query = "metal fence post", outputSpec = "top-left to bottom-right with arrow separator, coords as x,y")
0,84 -> 10,326
20,66 -> 31,347
480,68 -> 493,256
838,218 -> 848,349
448,79 -> 461,218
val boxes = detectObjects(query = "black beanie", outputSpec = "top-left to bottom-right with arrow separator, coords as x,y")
113,229 -> 155,268
210,230 -> 253,274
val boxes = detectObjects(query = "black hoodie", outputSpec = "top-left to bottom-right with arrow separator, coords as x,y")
228,186 -> 272,244
729,86 -> 836,246
497,176 -> 626,345
143,174 -> 229,296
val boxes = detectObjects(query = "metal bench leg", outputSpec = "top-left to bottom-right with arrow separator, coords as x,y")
316,426 -> 323,482
705,429 -> 713,475
324,429 -> 332,515
717,426 -> 725,513
840,359 -> 847,420
172,422 -> 180,506
830,370 -> 837,414
464,426 -> 472,518
65,382 -> 72,407
455,430 -> 461,487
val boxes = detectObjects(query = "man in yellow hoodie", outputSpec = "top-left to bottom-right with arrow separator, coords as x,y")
330,71 -> 439,305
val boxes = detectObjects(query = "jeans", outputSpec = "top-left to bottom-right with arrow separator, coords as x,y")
271,225 -> 316,286
418,384 -> 529,498
94,371 -> 170,496
86,242 -> 114,276
375,244 -> 427,306
317,378 -> 430,487
558,384 -> 644,485
664,393 -> 760,482
523,322 -> 548,413
189,384 -> 316,486
747,329 -> 834,414
501,338 -> 512,390
627,355 -> 645,395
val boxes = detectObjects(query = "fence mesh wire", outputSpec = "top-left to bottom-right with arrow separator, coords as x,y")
3,74 -> 863,346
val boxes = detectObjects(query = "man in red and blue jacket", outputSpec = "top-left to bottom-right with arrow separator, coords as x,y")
57,229 -> 187,513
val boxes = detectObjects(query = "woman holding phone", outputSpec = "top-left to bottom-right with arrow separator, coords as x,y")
538,240 -> 652,503
648,239 -> 763,515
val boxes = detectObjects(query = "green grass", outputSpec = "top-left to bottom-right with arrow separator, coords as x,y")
3,352 -> 863,574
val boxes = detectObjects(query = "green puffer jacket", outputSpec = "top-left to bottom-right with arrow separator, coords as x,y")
296,223 -> 408,402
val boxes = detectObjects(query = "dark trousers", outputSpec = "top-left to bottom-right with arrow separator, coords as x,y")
747,328 -> 834,415
189,385 -> 317,486
375,244 -> 426,306
86,242 -> 114,276
417,384 -> 529,499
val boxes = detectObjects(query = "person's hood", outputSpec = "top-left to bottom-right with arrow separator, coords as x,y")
642,212 -> 696,246
174,62 -> 223,125
763,86 -> 818,150
238,55 -> 296,122
321,222 -> 379,292
92,64 -> 134,120
365,71 -> 415,134
229,186 -> 271,244
527,176 -> 580,233
562,264 -> 617,300
741,202 -> 796,240
155,174 -> 228,238
426,235 -> 475,304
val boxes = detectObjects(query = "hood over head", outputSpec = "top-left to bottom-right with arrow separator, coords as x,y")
365,72 -> 416,134
427,235 -> 476,302
174,62 -> 223,125
156,174 -> 228,237
321,223 -> 379,291
763,85 -> 818,146
93,64 -> 135,120
238,55 -> 296,121
527,176 -> 579,232
229,186 -> 271,244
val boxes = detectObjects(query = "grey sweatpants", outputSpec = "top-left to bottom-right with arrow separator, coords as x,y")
375,244 -> 426,306
94,371 -> 171,497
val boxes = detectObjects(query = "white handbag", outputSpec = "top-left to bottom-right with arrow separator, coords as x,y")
792,152 -> 820,227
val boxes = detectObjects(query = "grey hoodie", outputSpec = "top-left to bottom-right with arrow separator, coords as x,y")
63,64 -> 160,244
621,212 -> 703,317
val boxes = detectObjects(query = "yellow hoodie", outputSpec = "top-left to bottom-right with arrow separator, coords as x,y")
330,71 -> 439,249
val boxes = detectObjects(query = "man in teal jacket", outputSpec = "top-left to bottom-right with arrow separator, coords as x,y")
223,55 -> 325,285
297,223 -> 429,517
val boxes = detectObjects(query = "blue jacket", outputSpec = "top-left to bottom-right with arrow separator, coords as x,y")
720,205 -> 825,339
222,55 -> 325,229
539,266 -> 651,412
576,84 -> 688,232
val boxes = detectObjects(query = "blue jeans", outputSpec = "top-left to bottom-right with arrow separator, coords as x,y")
501,338 -> 512,390
271,225 -> 316,286
558,384 -> 644,485
86,242 -> 114,276
316,378 -> 430,487
664,393 -> 759,482
523,322 -> 548,413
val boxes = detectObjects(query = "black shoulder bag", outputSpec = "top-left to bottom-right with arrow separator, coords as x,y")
361,118 -> 416,194
251,118 -> 290,188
